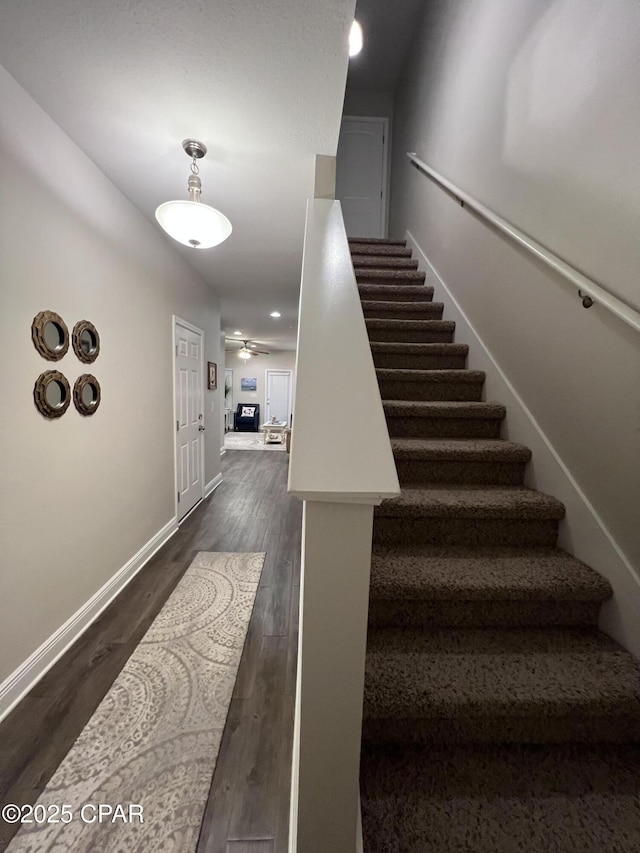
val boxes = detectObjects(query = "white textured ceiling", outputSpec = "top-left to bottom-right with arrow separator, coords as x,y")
0,0 -> 356,350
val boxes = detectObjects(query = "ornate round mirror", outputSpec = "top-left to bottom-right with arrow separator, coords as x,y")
32,311 -> 69,361
73,373 -> 101,416
33,370 -> 71,418
72,320 -> 100,364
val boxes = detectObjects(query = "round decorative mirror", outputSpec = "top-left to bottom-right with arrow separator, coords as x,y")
72,320 -> 100,364
73,374 -> 101,416
31,311 -> 69,361
33,370 -> 71,418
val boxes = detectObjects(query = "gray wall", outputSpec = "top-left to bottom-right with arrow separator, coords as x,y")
390,0 -> 640,647
0,66 -> 223,684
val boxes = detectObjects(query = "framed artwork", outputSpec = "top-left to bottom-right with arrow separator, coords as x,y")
241,377 -> 257,391
208,361 -> 217,390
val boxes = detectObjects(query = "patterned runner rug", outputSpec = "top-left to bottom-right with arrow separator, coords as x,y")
8,551 -> 264,852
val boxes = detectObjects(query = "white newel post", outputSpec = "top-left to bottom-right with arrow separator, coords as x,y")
291,500 -> 374,852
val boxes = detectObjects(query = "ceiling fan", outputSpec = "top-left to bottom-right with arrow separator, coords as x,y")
225,339 -> 270,359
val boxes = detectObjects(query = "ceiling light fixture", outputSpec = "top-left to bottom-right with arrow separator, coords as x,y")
349,20 -> 363,57
270,311 -> 281,318
234,330 -> 242,335
155,139 -> 232,249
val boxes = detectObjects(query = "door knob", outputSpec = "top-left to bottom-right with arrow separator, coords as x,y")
199,425 -> 206,431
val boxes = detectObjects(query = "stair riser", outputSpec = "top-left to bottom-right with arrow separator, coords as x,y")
372,517 -> 559,548
357,274 -> 426,286
359,288 -> 434,302
377,379 -> 483,402
394,458 -> 527,486
385,416 -> 502,439
367,599 -> 601,629
348,237 -> 407,245
352,256 -> 418,269
368,327 -> 454,343
349,244 -> 411,257
361,715 -> 640,746
364,306 -> 443,321
374,352 -> 467,370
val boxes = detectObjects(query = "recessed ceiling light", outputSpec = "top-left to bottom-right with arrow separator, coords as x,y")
270,311 -> 281,318
349,20 -> 363,57
233,330 -> 242,335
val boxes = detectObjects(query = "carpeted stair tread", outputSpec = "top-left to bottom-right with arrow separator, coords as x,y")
373,342 -> 466,355
348,237 -> 407,245
366,319 -> 456,343
349,243 -> 412,257
390,437 -> 531,463
363,301 -> 443,319
356,268 -> 426,284
360,743 -> 640,852
352,255 -> 419,269
369,546 -> 611,602
383,400 -> 505,419
377,486 -> 565,520
359,284 -> 435,301
363,626 -> 640,712
376,368 -> 484,383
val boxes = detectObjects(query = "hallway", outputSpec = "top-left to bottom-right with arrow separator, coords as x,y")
0,450 -> 301,852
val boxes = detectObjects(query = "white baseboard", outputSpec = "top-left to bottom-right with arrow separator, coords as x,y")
205,472 -> 223,498
0,517 -> 178,723
406,229 -> 640,657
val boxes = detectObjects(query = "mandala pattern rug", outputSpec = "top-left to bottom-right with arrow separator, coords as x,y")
224,432 -> 286,451
8,551 -> 264,852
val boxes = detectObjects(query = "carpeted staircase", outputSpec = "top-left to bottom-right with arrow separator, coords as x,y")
351,237 -> 640,852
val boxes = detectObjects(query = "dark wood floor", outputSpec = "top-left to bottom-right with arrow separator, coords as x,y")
0,449 -> 301,853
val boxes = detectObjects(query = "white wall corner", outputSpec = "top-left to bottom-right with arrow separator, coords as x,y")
405,229 -> 640,658
205,472 -> 224,498
0,517 -> 178,723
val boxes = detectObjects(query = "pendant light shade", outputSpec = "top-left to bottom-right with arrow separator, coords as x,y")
155,140 -> 232,249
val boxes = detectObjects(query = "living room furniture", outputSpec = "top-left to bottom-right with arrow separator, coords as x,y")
262,421 -> 287,444
234,403 -> 260,431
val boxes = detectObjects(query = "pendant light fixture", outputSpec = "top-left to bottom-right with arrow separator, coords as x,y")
155,139 -> 232,249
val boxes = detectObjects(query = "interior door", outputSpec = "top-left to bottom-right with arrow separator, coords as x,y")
265,370 -> 292,425
335,116 -> 388,238
175,319 -> 204,521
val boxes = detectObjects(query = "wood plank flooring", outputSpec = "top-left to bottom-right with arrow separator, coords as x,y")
0,449 -> 301,852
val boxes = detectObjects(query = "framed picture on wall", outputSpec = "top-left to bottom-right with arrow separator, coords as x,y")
208,362 -> 217,390
241,377 -> 257,391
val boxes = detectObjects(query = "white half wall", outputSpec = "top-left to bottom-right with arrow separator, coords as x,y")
0,66 -> 223,699
390,0 -> 640,653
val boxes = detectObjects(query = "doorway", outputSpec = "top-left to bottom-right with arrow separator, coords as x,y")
335,116 -> 389,238
265,369 -> 292,425
174,317 -> 205,522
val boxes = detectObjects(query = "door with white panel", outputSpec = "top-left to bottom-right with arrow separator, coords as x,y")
265,370 -> 292,425
335,116 -> 388,238
174,318 -> 205,521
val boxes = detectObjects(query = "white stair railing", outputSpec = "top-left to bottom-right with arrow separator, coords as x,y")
288,199 -> 400,853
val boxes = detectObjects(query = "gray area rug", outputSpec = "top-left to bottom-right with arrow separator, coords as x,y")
224,432 -> 286,451
8,551 -> 264,853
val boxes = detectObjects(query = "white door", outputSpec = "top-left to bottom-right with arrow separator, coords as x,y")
265,370 -> 292,425
335,116 -> 388,238
174,318 -> 205,521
